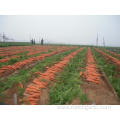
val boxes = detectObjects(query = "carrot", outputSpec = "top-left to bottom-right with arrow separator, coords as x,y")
18,82 -> 23,88
84,48 -> 101,84
24,47 -> 85,105
80,72 -> 83,76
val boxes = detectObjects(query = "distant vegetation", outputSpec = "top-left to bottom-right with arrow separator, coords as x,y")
0,42 -> 32,47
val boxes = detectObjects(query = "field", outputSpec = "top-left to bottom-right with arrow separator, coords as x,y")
0,45 -> 120,105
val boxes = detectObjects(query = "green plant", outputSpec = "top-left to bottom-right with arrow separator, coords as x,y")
50,48 -> 88,105
8,58 -> 19,64
0,48 -> 78,97
0,56 -> 3,59
92,48 -> 120,98
18,87 -> 25,97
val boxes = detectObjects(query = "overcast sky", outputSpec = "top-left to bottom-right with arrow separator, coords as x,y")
0,15 -> 120,46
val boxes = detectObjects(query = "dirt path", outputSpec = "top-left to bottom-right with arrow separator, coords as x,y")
81,79 -> 120,105
70,78 -> 119,105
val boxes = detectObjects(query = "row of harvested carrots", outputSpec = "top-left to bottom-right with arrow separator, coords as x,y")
84,48 -> 101,84
0,55 -> 20,63
23,47 -> 85,105
0,47 -> 75,77
103,48 -> 120,59
0,46 -> 29,57
0,46 -> 57,63
0,46 -> 55,57
26,46 -> 56,56
95,48 -> 120,70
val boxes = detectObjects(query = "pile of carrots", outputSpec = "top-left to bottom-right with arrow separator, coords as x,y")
0,46 -> 27,57
95,48 -> 120,70
84,48 -> 101,84
0,45 -> 75,57
0,50 -> 24,57
0,46 -> 49,57
0,47 -> 74,77
27,46 -> 54,56
0,55 -> 20,63
24,47 -> 85,105
0,46 -> 56,62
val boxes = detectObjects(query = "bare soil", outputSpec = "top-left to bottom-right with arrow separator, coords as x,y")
81,77 -> 120,105
39,88 -> 50,105
1,85 -> 19,105
71,98 -> 81,105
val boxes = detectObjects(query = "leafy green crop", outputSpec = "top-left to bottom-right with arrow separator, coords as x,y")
0,48 -> 78,97
92,48 -> 120,98
50,48 -> 88,105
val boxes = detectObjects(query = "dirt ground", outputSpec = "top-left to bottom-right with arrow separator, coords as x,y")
81,79 -> 120,105
39,88 -> 50,105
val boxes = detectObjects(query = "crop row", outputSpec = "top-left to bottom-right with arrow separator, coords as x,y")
0,46 -> 58,64
49,47 -> 87,105
94,48 -> 120,98
23,47 -> 85,105
0,45 -> 56,57
103,48 -> 120,58
0,47 -> 79,104
84,48 -> 101,84
95,48 -> 120,70
0,47 -> 75,77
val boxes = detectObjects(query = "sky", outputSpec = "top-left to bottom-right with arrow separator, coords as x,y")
0,15 -> 120,46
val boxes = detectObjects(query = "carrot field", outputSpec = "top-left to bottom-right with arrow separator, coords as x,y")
0,45 -> 120,105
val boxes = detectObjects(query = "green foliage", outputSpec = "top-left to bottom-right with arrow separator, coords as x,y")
8,58 -> 19,64
0,50 -> 49,68
0,56 -> 3,59
50,48 -> 88,105
18,87 -> 25,97
100,48 -> 120,60
0,48 -> 78,97
92,48 -> 120,98
0,42 -> 31,47
0,79 -> 5,94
